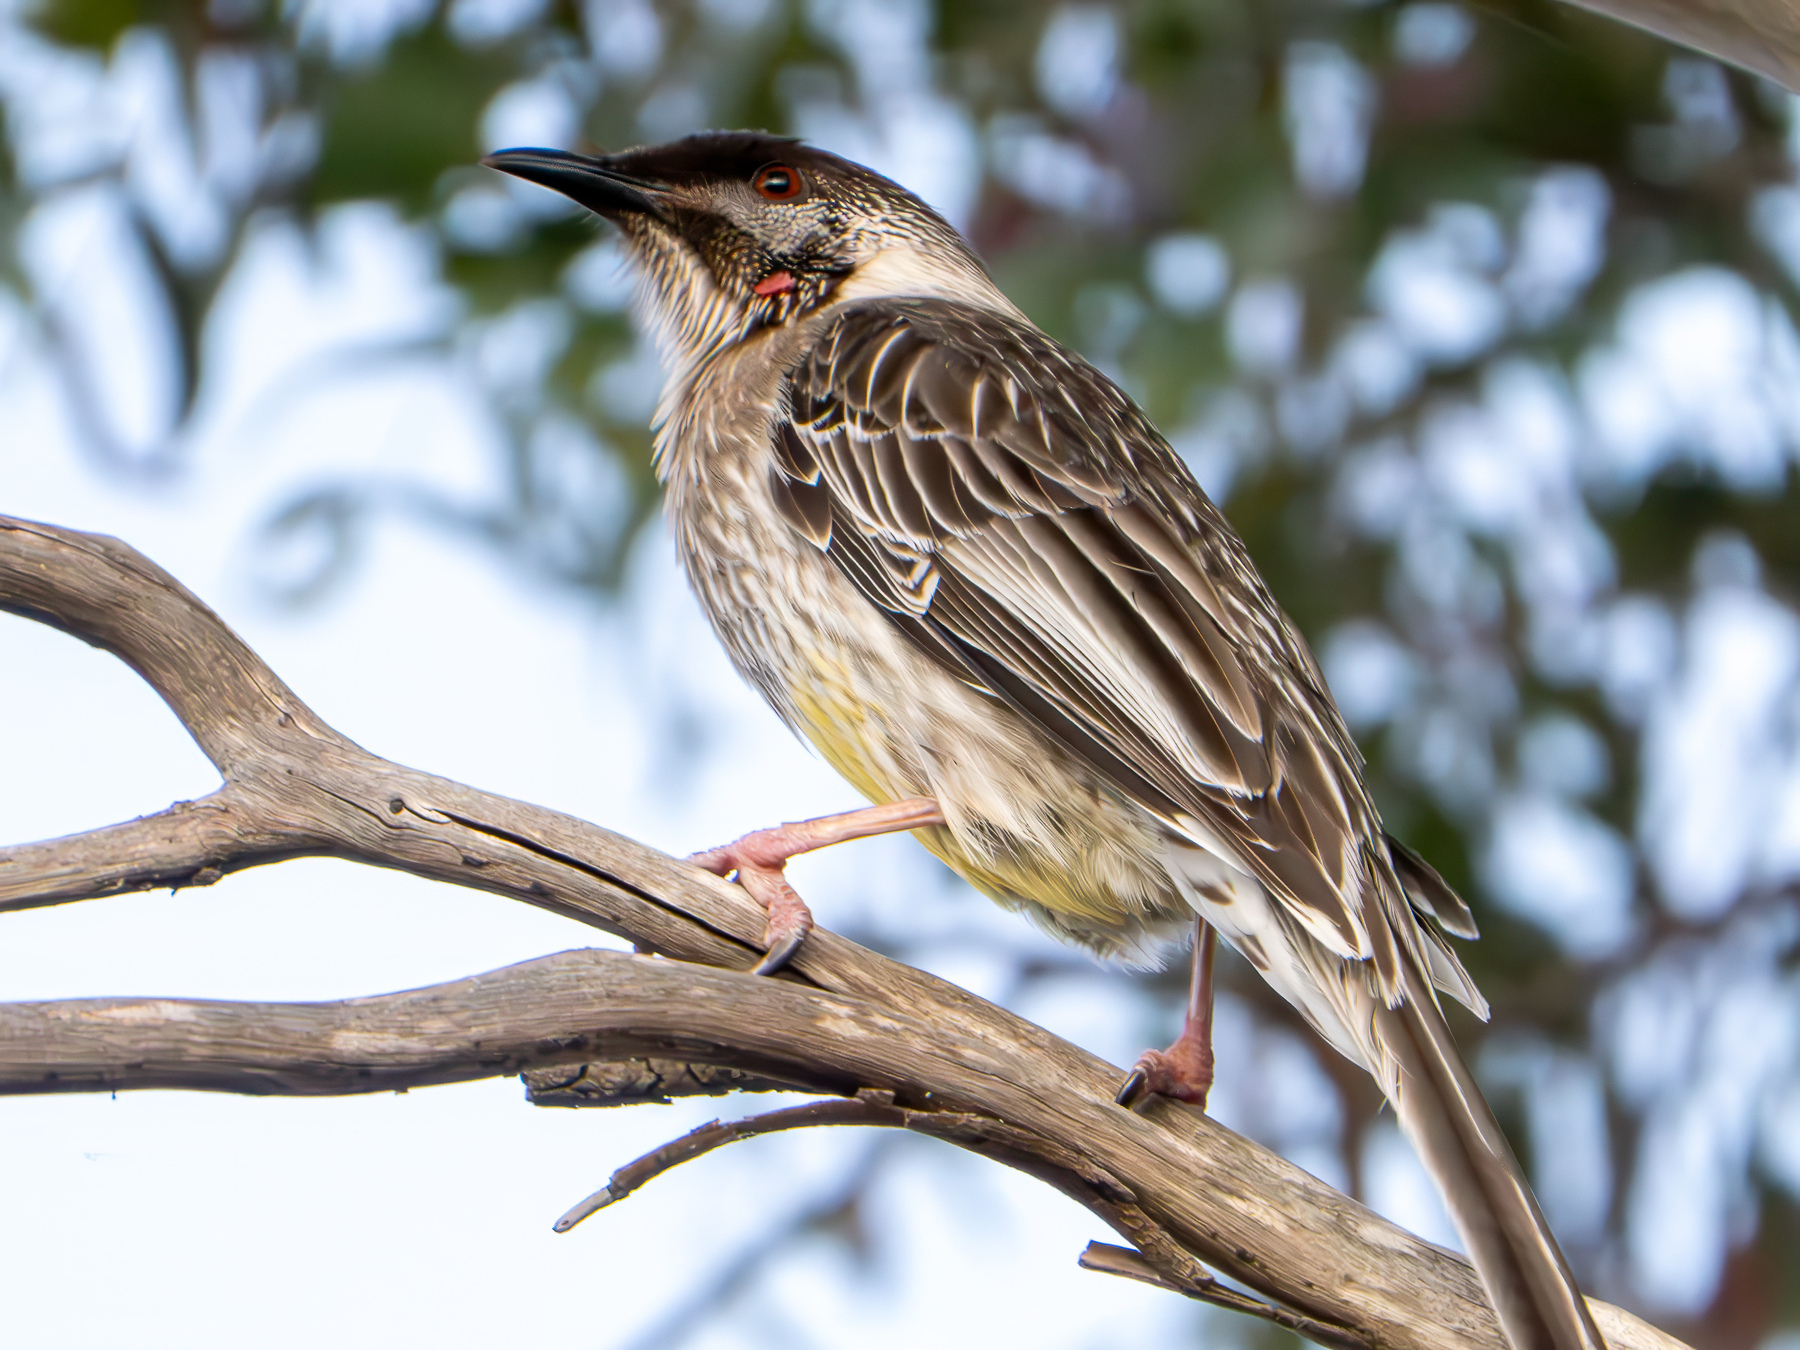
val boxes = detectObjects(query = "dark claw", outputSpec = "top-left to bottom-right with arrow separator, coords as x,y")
1115,1066 -> 1151,1110
753,928 -> 807,976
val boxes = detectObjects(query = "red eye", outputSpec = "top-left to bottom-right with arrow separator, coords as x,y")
753,163 -> 805,201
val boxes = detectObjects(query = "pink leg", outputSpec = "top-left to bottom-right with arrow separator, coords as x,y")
1117,920 -> 1217,1110
690,797 -> 945,975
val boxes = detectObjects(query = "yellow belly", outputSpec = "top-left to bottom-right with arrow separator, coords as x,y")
787,644 -> 1191,960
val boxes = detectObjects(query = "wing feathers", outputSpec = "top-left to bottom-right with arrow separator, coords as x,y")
771,424 -> 832,547
778,298 -> 1409,987
1058,510 -> 1263,747
1389,833 -> 1482,940
899,434 -> 991,532
872,431 -> 932,538
941,434 -> 1028,520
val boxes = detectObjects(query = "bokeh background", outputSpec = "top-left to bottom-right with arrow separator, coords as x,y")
3,0 -> 1800,1346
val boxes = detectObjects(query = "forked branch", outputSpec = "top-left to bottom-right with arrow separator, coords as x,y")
0,515 -> 1684,1350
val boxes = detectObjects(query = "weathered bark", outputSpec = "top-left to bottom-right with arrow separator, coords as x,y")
0,515 -> 1684,1350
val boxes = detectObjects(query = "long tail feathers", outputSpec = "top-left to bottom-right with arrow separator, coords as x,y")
1375,960 -> 1608,1350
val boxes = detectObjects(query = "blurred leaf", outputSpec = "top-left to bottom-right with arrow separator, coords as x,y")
311,19 -> 517,212
28,0 -> 162,50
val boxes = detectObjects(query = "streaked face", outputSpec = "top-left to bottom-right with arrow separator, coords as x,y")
619,152 -> 860,328
484,133 -> 992,362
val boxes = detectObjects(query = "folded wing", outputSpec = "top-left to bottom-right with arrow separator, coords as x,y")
775,299 -> 1471,1002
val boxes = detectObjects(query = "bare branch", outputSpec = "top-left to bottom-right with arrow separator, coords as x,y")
0,513 -> 1687,1350
558,1088 -> 1380,1349
553,1093 -> 899,1231
0,787 -> 300,909
1080,1242 -> 1370,1350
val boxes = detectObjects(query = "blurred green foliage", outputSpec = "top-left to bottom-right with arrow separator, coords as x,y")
311,25 -> 517,209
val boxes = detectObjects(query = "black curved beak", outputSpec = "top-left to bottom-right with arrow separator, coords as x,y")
481,148 -> 668,219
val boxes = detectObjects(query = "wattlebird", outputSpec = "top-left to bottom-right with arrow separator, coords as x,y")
484,133 -> 1605,1350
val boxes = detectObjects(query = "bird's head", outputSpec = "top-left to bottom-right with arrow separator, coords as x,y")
483,132 -> 1007,372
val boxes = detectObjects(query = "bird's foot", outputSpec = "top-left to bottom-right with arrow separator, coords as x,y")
690,797 -> 944,975
1116,1032 -> 1214,1111
1117,919 -> 1217,1111
689,835 -> 816,975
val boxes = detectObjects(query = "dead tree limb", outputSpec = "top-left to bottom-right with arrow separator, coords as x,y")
0,515 -> 1685,1350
